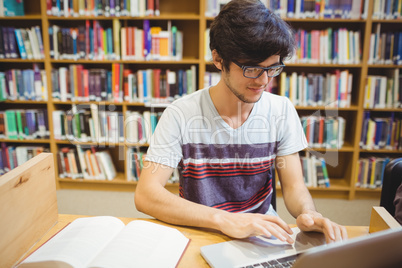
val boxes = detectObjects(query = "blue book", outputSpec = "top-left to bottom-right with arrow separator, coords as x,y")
16,70 -> 24,100
4,0 -> 25,16
8,27 -> 18,58
288,0 -> 295,17
393,32 -> 400,64
14,29 -> 27,59
23,70 -> 35,100
143,20 -> 151,61
360,111 -> 370,147
142,70 -> 148,102
34,26 -> 44,58
177,69 -> 183,97
106,71 -> 113,101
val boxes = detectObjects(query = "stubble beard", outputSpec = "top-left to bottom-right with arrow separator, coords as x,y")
224,75 -> 263,104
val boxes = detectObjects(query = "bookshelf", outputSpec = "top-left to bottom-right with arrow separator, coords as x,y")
0,0 -> 401,199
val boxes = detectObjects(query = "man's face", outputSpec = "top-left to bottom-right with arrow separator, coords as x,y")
221,55 -> 281,104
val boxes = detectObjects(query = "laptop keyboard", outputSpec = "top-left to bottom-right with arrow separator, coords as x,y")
240,254 -> 299,268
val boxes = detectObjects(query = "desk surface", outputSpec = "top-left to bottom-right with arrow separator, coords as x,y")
24,214 -> 370,268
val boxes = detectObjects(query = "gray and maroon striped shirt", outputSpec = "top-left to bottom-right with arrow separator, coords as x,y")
146,87 -> 307,214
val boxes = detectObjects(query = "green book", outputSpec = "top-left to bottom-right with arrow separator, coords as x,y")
5,110 -> 18,140
16,110 -> 25,140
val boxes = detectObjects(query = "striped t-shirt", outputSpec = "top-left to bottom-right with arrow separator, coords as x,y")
145,87 -> 308,214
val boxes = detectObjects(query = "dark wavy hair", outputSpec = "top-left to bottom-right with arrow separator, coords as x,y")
209,0 -> 295,71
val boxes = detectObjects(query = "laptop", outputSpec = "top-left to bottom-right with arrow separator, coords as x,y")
201,227 -> 402,268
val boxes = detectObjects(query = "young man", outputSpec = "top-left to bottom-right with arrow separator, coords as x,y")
135,0 -> 347,244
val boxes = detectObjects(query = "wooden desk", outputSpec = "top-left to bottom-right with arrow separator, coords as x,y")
23,214 -> 370,268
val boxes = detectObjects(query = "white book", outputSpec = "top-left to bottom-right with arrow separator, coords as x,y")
97,151 -> 117,180
90,104 -> 100,142
143,111 -> 152,143
59,67 -> 68,101
130,0 -> 139,16
19,216 -> 190,268
378,76 -> 387,108
394,68 -> 400,108
52,111 -> 64,140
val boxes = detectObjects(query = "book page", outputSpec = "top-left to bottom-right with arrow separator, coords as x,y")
88,220 -> 190,268
19,217 -> 125,268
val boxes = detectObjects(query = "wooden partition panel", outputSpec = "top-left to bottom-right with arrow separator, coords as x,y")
0,153 -> 58,268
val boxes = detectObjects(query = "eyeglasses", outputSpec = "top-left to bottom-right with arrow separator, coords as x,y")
232,60 -> 285,79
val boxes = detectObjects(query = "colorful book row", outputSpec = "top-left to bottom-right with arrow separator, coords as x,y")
49,20 -> 182,61
0,0 -> 24,17
0,143 -> 48,175
0,26 -> 45,60
300,153 -> 330,188
0,109 -> 49,140
355,157 -> 392,189
125,110 -> 161,144
363,69 -> 401,109
289,28 -> 361,65
369,25 -> 402,65
0,67 -> 48,101
53,105 -> 124,143
301,115 -> 346,149
266,0 -> 367,19
52,64 -> 197,104
46,0 -> 160,17
360,112 -> 402,150
279,70 -> 353,108
57,145 -> 117,180
372,0 -> 402,19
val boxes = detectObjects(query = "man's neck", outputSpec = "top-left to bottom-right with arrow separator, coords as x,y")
209,82 -> 255,129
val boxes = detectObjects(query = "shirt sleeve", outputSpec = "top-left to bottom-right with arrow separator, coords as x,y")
275,98 -> 308,156
145,105 -> 184,168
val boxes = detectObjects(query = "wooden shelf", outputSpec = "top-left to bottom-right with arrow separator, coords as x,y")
0,15 -> 42,20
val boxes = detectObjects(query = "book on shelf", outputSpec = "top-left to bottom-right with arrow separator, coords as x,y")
0,26 -> 44,60
46,0 -> 160,17
355,157 -> 391,189
125,110 -> 161,144
300,153 -> 330,188
52,64 -> 197,104
372,0 -> 402,19
279,69 -> 352,108
0,67 -> 48,101
363,69 -> 401,109
0,143 -> 49,175
256,0 -> 366,19
301,115 -> 346,149
57,145 -> 117,180
288,27 -> 361,65
360,112 -> 402,150
0,0 -> 24,17
368,25 -> 402,65
48,20 -> 183,62
18,216 -> 190,268
53,105 -> 124,144
0,109 -> 49,140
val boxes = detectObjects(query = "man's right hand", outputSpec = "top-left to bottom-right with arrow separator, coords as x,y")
212,212 -> 294,243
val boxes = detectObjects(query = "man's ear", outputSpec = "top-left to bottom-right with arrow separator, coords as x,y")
212,49 -> 222,71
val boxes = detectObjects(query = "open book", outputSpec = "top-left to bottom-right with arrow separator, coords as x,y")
18,216 -> 190,268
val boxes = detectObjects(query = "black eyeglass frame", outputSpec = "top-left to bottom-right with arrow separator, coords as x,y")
232,60 -> 286,79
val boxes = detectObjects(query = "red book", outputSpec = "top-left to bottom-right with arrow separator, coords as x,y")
127,27 -> 133,58
113,64 -> 121,102
85,20 -> 90,59
93,21 -> 98,59
83,69 -> 89,101
123,69 -> 131,100
153,69 -> 161,99
76,65 -> 84,101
